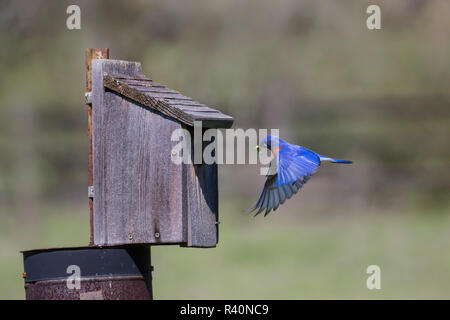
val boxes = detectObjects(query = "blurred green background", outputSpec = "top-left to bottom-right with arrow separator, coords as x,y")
0,0 -> 449,299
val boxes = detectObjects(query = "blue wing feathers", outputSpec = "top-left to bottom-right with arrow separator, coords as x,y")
276,146 -> 320,186
247,138 -> 351,216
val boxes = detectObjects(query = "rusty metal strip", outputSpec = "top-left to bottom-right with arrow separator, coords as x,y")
25,276 -> 152,300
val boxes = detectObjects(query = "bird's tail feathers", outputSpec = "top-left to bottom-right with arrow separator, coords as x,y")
319,155 -> 352,164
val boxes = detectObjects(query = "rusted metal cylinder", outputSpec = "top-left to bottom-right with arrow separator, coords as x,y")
22,245 -> 152,300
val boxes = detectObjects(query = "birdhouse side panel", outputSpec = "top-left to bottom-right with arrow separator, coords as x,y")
182,127 -> 219,248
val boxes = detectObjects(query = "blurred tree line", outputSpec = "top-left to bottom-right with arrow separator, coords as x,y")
0,0 -> 449,218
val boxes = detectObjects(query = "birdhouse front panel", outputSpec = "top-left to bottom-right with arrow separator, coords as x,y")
91,59 -> 233,248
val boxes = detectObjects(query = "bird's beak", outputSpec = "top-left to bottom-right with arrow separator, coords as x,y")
255,145 -> 261,154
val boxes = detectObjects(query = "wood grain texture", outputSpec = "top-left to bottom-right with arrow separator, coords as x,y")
100,92 -> 184,245
93,60 -> 185,245
92,59 -> 220,247
182,127 -> 219,247
92,60 -> 135,244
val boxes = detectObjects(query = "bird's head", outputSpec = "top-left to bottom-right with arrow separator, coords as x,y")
255,135 -> 286,153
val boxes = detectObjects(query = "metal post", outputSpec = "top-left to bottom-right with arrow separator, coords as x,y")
22,245 -> 153,300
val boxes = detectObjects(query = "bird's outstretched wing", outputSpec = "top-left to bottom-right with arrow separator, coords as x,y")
247,173 -> 312,217
247,146 -> 320,217
276,146 -> 320,186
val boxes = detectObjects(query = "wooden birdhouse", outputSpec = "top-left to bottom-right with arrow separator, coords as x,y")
89,58 -> 233,248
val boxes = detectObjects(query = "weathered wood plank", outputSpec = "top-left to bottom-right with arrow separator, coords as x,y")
163,99 -> 205,106
102,91 -> 184,245
126,84 -> 177,92
169,105 -> 219,112
188,111 -> 234,119
107,73 -> 150,80
198,119 -> 235,129
135,91 -> 193,100
92,59 -> 142,245
93,60 -> 187,246
182,126 -> 219,247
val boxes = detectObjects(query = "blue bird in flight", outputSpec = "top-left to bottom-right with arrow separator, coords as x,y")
248,136 -> 352,217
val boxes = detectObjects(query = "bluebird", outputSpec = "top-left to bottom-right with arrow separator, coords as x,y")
248,136 -> 352,216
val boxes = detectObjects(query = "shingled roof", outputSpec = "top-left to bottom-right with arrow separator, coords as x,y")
102,73 -> 234,128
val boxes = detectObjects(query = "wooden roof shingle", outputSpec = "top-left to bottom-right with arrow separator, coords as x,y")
103,73 -> 234,128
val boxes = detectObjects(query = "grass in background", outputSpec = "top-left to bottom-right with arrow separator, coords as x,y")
1,203 -> 450,299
